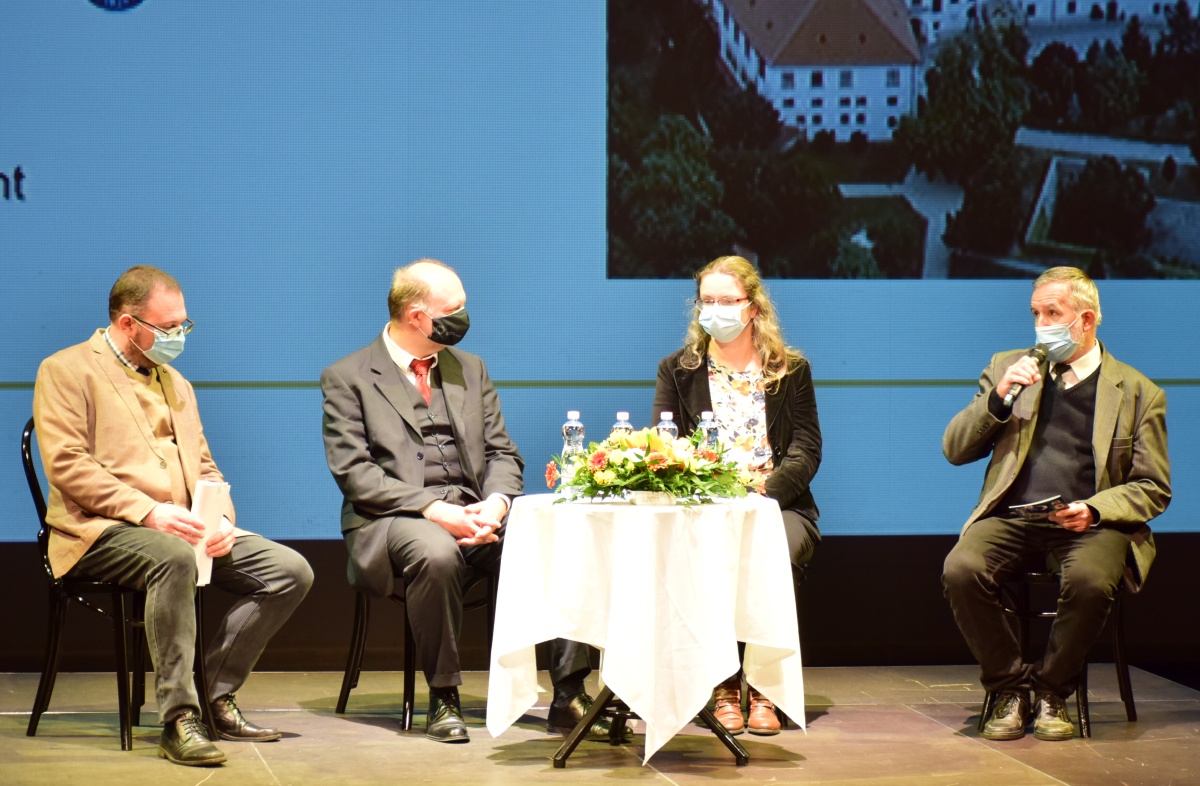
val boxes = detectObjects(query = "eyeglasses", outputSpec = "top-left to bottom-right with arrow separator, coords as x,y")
131,314 -> 195,338
693,297 -> 749,308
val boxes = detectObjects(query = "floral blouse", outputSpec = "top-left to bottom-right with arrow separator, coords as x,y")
706,355 -> 773,483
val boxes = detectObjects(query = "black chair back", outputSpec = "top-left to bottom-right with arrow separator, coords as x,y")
21,417 -> 55,584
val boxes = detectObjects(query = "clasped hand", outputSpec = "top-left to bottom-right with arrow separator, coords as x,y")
143,503 -> 235,557
426,499 -> 505,546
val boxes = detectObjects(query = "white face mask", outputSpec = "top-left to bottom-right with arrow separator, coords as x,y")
699,302 -> 750,343
1034,315 -> 1080,363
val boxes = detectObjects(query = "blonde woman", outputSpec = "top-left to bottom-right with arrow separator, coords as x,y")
652,255 -> 821,735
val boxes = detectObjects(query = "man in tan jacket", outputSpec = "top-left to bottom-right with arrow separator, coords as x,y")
33,265 -> 312,766
942,267 -> 1169,743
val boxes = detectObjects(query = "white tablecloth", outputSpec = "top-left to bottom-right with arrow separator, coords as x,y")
486,493 -> 805,762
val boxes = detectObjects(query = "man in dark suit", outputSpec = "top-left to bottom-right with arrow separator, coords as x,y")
943,266 -> 1170,742
320,259 -> 606,744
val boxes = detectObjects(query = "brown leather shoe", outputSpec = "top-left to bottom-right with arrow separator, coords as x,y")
981,689 -> 1030,741
158,711 -> 227,766
747,688 -> 781,735
1032,693 -> 1075,741
210,694 -> 282,741
712,682 -> 744,735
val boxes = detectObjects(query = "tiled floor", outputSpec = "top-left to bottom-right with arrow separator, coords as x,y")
1,665 -> 1197,785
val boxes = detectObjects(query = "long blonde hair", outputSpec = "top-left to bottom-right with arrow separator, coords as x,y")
679,256 -> 802,392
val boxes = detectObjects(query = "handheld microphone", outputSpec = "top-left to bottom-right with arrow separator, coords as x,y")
1002,343 -> 1049,407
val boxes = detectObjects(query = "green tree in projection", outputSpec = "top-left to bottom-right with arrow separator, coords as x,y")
1052,156 -> 1156,256
869,215 -> 923,279
613,115 -> 740,278
717,145 -> 841,266
1028,42 -> 1079,128
1075,42 -> 1143,132
1157,0 -> 1200,109
943,151 -> 1029,255
828,236 -> 882,279
894,23 -> 1028,187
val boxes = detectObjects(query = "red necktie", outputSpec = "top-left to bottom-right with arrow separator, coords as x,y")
410,358 -> 433,404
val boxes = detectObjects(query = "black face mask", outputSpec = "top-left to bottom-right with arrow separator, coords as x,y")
425,307 -> 470,346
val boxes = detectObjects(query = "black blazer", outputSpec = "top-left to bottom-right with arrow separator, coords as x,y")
652,349 -> 821,524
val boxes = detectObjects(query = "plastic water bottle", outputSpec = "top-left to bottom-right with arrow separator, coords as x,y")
656,411 -> 679,440
698,410 -> 719,449
561,411 -> 586,474
611,411 -> 634,438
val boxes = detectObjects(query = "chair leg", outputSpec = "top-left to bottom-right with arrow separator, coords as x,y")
978,690 -> 996,733
129,595 -> 145,728
1112,594 -> 1137,722
1076,666 -> 1090,738
114,592 -> 134,751
194,589 -> 218,741
336,593 -> 370,714
27,589 -> 68,738
402,605 -> 417,732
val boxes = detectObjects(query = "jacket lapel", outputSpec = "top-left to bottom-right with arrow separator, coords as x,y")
368,337 -> 421,436
158,367 -> 197,490
675,363 -> 713,431
1092,354 -> 1123,487
90,331 -> 165,461
437,350 -> 475,484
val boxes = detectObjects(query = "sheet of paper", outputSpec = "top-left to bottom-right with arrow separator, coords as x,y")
190,480 -> 229,586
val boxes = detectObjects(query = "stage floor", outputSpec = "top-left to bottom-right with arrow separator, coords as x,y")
1,665 -> 1197,785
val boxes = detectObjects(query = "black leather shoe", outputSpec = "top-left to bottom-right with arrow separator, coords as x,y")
981,690 -> 1030,741
210,694 -> 282,741
547,692 -> 629,742
426,687 -> 469,743
1032,693 -> 1076,741
158,711 -> 227,766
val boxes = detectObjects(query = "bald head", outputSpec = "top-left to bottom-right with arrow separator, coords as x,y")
386,258 -> 468,356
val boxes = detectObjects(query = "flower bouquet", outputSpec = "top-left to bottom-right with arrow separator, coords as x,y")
546,427 -> 749,504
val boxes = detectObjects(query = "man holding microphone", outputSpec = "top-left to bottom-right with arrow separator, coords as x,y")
941,266 -> 1170,741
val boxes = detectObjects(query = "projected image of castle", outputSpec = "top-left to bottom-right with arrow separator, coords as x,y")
607,0 -> 1200,280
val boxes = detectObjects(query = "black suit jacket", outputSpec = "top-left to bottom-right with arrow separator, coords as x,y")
321,336 -> 524,596
653,349 -> 822,524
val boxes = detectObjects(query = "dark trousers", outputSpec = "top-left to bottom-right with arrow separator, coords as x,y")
782,510 -> 819,568
384,514 -> 590,689
942,517 -> 1131,698
68,525 -> 313,722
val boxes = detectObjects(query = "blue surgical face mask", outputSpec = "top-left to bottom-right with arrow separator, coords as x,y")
140,332 -> 186,365
1034,315 -> 1080,363
699,303 -> 750,343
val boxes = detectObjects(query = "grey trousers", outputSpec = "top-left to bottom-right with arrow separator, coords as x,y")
384,514 -> 590,689
67,524 -> 313,723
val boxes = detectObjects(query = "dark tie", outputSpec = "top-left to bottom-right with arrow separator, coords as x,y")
1054,363 -> 1072,390
410,358 -> 433,404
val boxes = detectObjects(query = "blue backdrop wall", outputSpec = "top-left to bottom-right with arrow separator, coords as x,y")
2,1 -> 1196,541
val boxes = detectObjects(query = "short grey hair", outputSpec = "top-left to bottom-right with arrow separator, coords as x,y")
1034,266 -> 1102,327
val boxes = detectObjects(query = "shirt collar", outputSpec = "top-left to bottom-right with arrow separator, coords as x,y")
1066,341 -> 1102,383
103,327 -> 150,375
381,324 -> 438,372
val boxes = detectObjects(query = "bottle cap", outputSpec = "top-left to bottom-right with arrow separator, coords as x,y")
660,412 -> 673,420
567,410 -> 580,419
616,411 -> 629,420
701,411 -> 713,419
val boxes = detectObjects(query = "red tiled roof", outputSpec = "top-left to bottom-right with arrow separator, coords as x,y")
723,0 -> 920,66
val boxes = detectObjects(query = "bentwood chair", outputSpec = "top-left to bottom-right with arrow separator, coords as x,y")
978,567 -> 1136,738
336,566 -> 496,730
22,417 -> 214,749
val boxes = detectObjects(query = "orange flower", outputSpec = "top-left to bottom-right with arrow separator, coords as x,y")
645,451 -> 669,471
545,461 -> 560,489
588,450 -> 609,471
700,449 -> 719,463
